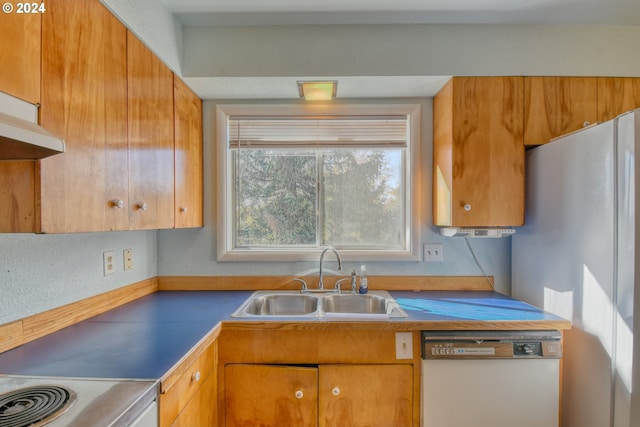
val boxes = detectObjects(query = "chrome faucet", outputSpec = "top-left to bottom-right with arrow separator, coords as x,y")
318,247 -> 342,290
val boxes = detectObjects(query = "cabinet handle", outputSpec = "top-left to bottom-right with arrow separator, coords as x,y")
180,206 -> 188,213
463,203 -> 472,212
583,121 -> 591,127
192,371 -> 201,382
331,387 -> 340,396
137,202 -> 148,211
295,390 -> 303,399
111,199 -> 125,209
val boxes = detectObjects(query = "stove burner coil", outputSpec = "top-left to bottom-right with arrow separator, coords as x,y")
0,385 -> 76,427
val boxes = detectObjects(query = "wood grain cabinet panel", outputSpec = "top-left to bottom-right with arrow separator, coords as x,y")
160,340 -> 217,427
127,32 -> 175,230
224,363 -> 412,427
318,364 -> 412,427
1,0 -> 203,233
173,76 -> 203,228
0,162 -> 35,233
0,12 -> 40,104
38,0 -> 129,233
433,76 -> 524,227
225,364 -> 318,427
598,77 -> 640,122
170,370 -> 217,427
524,76 -> 598,146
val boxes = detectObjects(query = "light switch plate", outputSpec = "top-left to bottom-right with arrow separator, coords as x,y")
124,248 -> 133,271
395,332 -> 413,359
423,243 -> 444,262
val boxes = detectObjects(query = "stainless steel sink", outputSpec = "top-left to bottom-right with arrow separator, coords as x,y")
230,290 -> 407,319
243,293 -> 318,316
321,293 -> 388,314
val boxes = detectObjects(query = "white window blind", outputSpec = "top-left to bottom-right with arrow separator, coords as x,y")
228,116 -> 409,148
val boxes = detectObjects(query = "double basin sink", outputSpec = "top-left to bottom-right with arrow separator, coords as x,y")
231,290 -> 408,320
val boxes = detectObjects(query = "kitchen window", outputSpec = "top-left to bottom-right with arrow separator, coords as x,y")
215,103 -> 421,261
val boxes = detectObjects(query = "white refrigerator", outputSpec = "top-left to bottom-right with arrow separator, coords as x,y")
512,110 -> 640,427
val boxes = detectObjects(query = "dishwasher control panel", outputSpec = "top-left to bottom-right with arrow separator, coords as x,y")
421,330 -> 562,359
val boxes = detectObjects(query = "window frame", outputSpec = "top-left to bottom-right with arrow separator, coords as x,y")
215,103 -> 422,262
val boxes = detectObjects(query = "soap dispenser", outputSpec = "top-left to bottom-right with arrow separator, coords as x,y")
358,265 -> 368,294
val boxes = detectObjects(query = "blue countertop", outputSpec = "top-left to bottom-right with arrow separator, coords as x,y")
0,290 -> 568,380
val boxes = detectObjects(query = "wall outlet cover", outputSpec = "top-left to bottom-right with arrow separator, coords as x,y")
103,250 -> 115,276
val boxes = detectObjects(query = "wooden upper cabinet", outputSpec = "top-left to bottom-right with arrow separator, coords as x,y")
173,76 -> 203,228
0,12 -> 40,103
0,162 -> 35,233
127,32 -> 175,230
39,0 -> 129,233
524,77 -> 598,146
598,77 -> 640,122
318,364 -> 412,427
433,76 -> 525,227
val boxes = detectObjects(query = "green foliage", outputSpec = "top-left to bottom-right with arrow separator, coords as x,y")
234,148 -> 404,248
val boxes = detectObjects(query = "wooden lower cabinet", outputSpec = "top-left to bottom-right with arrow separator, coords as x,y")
170,369 -> 217,427
226,364 -> 318,427
159,339 -> 217,427
225,363 -> 412,427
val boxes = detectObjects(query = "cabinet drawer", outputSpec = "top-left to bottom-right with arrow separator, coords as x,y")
159,341 -> 216,427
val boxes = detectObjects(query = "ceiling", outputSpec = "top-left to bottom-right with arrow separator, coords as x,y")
160,0 -> 640,26
154,0 -> 640,99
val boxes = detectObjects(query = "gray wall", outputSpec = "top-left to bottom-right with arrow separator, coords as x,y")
182,24 -> 640,78
0,231 -> 156,325
157,98 -> 513,293
4,3 -> 640,324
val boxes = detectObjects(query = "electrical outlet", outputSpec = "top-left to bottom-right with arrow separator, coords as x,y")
103,250 -> 116,276
395,332 -> 413,359
423,243 -> 444,262
124,248 -> 133,271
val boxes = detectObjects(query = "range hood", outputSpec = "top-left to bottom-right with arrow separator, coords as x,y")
0,91 -> 65,160
439,227 -> 516,238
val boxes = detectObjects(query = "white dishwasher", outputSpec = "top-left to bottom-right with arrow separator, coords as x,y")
421,330 -> 562,427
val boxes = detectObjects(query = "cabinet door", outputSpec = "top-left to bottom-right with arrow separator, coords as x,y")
127,32 -> 175,230
173,76 -> 203,228
225,364 -> 318,427
0,12 -> 40,103
39,0 -> 129,232
0,162 -> 35,233
171,371 -> 217,427
433,76 -> 524,227
524,76 -> 597,146
159,340 -> 217,427
318,364 -> 412,427
598,77 -> 640,122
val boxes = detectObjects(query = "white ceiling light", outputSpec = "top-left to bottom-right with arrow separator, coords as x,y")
297,81 -> 338,101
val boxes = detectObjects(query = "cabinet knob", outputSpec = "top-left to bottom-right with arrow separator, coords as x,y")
583,121 -> 591,127
463,203 -> 472,212
192,371 -> 201,382
332,387 -> 340,396
180,206 -> 188,213
111,199 -> 125,209
295,390 -> 303,399
137,202 -> 148,211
